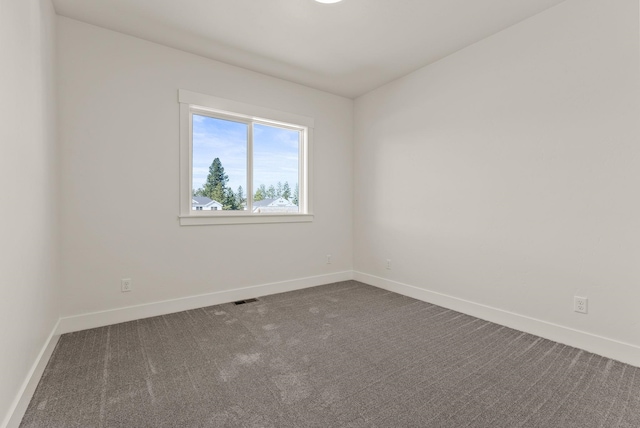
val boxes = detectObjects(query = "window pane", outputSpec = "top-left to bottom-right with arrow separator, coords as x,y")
192,114 -> 247,211
252,123 -> 300,214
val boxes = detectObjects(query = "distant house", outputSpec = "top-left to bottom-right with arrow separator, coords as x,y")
253,197 -> 298,213
192,196 -> 223,211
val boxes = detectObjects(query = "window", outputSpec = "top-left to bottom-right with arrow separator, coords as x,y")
179,90 -> 313,225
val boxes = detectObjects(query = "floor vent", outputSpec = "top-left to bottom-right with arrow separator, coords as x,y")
234,298 -> 258,305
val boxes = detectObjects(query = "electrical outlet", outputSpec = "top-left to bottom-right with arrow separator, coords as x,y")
574,296 -> 588,314
326,254 -> 332,264
121,278 -> 133,292
386,259 -> 392,270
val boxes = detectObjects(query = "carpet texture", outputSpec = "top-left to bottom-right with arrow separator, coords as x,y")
20,281 -> 640,427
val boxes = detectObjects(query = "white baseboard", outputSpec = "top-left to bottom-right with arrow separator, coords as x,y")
57,271 -> 354,334
2,320 -> 60,428
354,271 -> 640,368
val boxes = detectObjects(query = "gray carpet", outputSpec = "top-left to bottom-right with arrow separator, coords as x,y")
20,281 -> 640,427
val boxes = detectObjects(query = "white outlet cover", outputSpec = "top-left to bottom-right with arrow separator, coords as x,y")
574,296 -> 588,314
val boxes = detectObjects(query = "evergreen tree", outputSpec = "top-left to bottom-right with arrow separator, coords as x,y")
267,185 -> 276,199
254,185 -> 265,201
236,186 -> 246,208
276,181 -> 283,198
203,158 -> 228,202
224,187 -> 239,210
282,181 -> 291,200
293,183 -> 299,206
210,183 -> 225,206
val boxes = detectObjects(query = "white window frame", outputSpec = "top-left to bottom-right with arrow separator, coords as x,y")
178,90 -> 314,226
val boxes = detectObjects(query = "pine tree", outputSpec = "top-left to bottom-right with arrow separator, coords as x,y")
282,181 -> 291,200
267,185 -> 276,199
276,181 -> 283,198
236,186 -> 246,208
210,183 -> 225,206
293,183 -> 299,206
203,158 -> 228,202
224,187 -> 239,210
254,185 -> 266,201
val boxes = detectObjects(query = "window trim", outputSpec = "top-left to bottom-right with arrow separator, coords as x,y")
178,90 -> 314,226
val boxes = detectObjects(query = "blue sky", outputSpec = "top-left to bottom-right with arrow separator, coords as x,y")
192,115 -> 299,194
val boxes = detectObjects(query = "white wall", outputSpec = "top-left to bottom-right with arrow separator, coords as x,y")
4,0 -> 639,422
0,0 -> 60,424
354,0 -> 640,360
57,18 -> 353,318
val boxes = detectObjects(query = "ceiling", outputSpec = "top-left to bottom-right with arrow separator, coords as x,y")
52,0 -> 566,98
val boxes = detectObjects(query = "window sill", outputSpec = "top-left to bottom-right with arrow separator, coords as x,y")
179,213 -> 314,226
